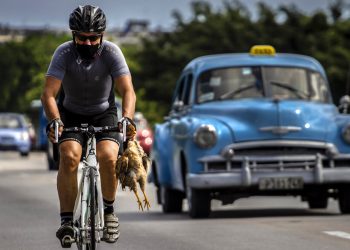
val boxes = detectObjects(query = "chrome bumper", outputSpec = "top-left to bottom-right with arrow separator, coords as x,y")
187,154 -> 350,189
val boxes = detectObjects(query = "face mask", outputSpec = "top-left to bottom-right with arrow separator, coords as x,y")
76,44 -> 100,60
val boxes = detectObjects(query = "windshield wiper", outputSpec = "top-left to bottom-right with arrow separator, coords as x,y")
219,84 -> 256,100
269,81 -> 310,99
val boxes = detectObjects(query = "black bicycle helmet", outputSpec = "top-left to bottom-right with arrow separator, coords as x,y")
69,5 -> 106,33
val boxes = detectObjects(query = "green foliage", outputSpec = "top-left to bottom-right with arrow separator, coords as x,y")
130,0 -> 350,125
0,32 -> 70,112
2,0 -> 350,127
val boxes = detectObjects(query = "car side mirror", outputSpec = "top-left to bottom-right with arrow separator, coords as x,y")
173,100 -> 184,112
339,95 -> 350,114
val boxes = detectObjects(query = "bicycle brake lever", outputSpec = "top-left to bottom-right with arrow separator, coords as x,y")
123,120 -> 127,142
54,120 -> 59,143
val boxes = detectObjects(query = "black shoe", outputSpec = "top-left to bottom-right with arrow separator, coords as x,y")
56,221 -> 75,248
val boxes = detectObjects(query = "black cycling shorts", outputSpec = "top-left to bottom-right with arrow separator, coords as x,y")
58,106 -> 120,146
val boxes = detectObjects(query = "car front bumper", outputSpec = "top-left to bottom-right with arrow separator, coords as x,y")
187,154 -> 350,189
0,142 -> 30,153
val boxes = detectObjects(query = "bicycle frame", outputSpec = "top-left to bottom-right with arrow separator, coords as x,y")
73,134 -> 105,248
54,123 -> 123,249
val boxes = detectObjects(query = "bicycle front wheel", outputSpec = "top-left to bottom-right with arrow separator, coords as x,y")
87,168 -> 96,250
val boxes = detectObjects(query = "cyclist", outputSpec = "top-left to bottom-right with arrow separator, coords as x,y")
40,5 -> 136,247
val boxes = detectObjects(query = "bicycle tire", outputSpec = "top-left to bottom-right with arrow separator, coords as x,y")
88,169 -> 96,250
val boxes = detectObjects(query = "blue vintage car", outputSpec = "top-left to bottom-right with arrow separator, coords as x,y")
150,45 -> 350,218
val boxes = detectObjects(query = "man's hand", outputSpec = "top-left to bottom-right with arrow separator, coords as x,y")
46,118 -> 64,143
118,117 -> 136,141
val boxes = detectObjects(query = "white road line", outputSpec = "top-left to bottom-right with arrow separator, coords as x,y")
323,231 -> 350,240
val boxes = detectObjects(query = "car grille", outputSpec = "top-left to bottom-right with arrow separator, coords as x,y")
199,140 -> 350,172
233,146 -> 328,156
0,135 -> 15,145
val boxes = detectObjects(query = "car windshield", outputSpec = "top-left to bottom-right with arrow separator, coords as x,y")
0,115 -> 21,128
135,118 -> 148,130
196,66 -> 330,103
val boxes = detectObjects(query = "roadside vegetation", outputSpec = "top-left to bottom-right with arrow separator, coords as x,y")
1,0 -> 349,125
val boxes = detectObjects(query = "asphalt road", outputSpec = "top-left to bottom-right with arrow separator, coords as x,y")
0,151 -> 350,250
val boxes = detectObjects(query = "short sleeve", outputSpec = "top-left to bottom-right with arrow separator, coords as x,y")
104,41 -> 130,79
46,43 -> 70,80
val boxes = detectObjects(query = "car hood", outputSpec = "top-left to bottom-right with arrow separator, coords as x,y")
193,99 -> 337,142
0,128 -> 23,139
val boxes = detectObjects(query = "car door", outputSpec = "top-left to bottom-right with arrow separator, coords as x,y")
168,72 -> 193,190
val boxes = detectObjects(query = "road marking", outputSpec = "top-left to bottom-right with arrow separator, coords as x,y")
323,231 -> 350,240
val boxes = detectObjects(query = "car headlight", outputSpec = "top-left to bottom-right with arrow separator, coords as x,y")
21,131 -> 29,141
342,124 -> 350,144
193,124 -> 217,149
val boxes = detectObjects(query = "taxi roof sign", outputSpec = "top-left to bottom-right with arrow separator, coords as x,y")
250,45 -> 276,56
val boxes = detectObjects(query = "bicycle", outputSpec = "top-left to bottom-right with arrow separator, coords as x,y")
56,123 -> 121,250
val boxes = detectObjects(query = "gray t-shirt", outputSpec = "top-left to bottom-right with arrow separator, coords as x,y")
46,40 -> 130,115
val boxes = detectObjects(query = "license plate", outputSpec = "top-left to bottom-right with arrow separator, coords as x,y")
259,177 -> 303,190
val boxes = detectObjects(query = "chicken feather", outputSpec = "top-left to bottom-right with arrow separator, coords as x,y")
116,139 -> 151,211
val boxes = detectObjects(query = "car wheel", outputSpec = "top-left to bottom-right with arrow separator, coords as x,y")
338,186 -> 350,214
20,152 -> 29,157
307,196 -> 328,209
161,186 -> 183,213
187,187 -> 211,218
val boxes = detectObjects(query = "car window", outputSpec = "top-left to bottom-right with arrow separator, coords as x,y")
196,66 -> 330,103
196,67 -> 263,103
0,115 -> 21,128
309,71 -> 330,102
135,118 -> 148,130
264,67 -> 330,102
264,67 -> 309,100
183,74 -> 193,105
173,76 -> 186,103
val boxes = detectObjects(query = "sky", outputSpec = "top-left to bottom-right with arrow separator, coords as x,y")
0,0 -> 336,31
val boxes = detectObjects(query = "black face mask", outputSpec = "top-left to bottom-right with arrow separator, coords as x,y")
76,44 -> 100,60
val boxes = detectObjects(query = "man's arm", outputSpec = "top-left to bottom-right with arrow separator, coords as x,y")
115,74 -> 136,119
41,76 -> 62,121
41,76 -> 63,142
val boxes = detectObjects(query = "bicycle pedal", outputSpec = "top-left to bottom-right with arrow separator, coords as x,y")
61,235 -> 74,248
57,226 -> 76,248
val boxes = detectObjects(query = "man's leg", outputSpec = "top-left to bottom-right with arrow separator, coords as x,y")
97,140 -> 119,204
96,140 -> 119,243
57,140 -> 83,215
56,140 -> 82,247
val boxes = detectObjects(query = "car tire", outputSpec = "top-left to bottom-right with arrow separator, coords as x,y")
338,186 -> 350,214
187,187 -> 211,218
20,152 -> 29,157
161,186 -> 183,213
307,196 -> 328,209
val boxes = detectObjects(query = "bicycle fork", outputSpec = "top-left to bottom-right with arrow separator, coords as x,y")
72,146 -> 105,245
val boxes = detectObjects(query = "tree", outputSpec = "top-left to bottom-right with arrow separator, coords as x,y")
0,32 -> 70,112
131,0 -> 350,124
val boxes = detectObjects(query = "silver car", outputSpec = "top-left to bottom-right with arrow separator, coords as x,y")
0,113 -> 31,156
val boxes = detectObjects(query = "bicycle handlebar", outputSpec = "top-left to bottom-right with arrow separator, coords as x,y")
63,125 -> 121,134
53,124 -> 122,143
53,119 -> 131,143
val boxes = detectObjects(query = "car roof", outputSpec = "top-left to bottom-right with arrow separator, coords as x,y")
183,53 -> 327,78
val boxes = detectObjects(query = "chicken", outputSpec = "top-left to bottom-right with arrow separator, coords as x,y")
116,139 -> 151,211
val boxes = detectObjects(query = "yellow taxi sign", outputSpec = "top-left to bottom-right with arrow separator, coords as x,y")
250,45 -> 276,56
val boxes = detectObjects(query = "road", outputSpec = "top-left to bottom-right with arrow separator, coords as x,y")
0,151 -> 350,250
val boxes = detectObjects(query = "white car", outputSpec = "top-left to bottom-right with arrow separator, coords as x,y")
0,113 -> 31,156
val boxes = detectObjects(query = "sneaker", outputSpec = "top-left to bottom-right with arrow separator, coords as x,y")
56,221 -> 75,248
102,213 -> 120,243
